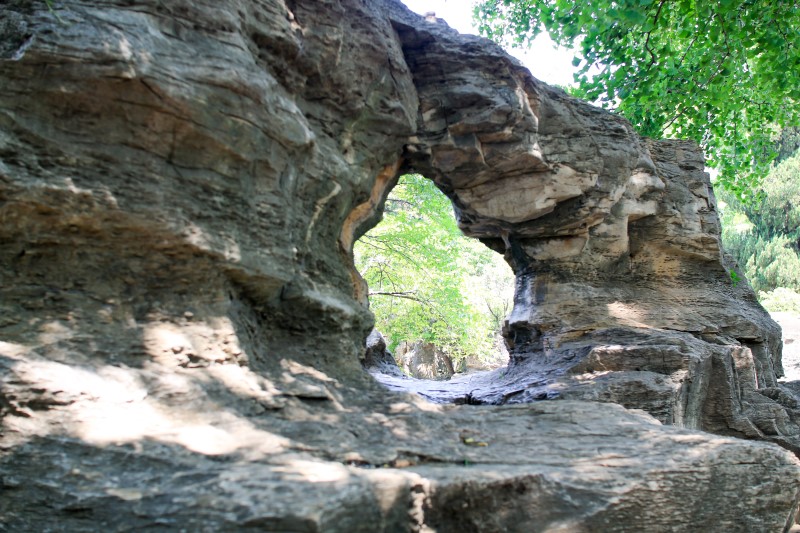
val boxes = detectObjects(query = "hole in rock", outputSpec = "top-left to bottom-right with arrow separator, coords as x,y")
355,173 -> 515,403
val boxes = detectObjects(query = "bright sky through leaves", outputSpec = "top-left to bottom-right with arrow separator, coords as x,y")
400,0 -> 578,87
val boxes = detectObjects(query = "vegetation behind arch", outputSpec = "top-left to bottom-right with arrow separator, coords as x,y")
354,174 -> 514,362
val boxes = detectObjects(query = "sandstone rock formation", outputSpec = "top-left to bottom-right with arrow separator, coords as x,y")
363,329 -> 404,377
379,4 -> 800,456
1,0 -> 800,530
396,341 -> 455,380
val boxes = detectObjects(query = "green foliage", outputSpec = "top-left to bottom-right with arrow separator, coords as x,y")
743,150 -> 800,245
475,0 -> 800,194
759,287 -> 800,315
775,127 -> 800,164
719,148 -> 800,294
744,236 -> 800,293
354,174 -> 514,362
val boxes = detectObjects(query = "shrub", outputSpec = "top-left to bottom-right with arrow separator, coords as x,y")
759,287 -> 800,315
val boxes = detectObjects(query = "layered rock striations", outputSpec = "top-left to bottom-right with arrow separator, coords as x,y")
386,7 -> 799,452
1,0 -> 799,530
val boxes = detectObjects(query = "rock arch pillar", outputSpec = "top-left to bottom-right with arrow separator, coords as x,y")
364,11 -> 796,451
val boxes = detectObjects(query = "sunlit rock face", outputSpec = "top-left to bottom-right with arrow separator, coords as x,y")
1,0 -> 799,530
395,341 -> 455,380
393,16 -> 796,452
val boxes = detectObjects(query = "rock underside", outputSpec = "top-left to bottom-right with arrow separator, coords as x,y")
1,0 -> 800,530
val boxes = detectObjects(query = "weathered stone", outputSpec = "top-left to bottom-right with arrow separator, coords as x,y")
462,334 -> 509,372
373,3 -> 800,458
396,341 -> 455,380
1,0 -> 799,530
363,329 -> 404,377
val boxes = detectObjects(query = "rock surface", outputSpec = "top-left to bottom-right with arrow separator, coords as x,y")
378,4 -> 800,456
396,341 -> 455,380
1,0 -> 800,530
363,329 -> 404,377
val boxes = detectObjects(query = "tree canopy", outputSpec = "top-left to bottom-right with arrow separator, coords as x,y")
354,174 -> 514,362
719,147 -> 800,312
475,0 -> 800,195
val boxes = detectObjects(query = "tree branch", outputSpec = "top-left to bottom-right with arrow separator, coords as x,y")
359,236 -> 425,271
644,0 -> 668,68
369,291 -> 426,303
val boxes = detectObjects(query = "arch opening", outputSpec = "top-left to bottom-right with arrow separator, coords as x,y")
355,173 -> 514,389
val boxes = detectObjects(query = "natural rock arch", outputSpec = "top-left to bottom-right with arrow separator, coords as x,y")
347,14 -> 793,450
1,0 -> 799,530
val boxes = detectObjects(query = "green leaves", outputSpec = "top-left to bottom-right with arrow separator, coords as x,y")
475,0 -> 800,194
354,175 -> 514,362
718,147 -> 800,294
621,9 -> 647,24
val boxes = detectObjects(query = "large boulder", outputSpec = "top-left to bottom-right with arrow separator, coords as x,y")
1,0 -> 799,530
396,341 -> 455,380
378,5 -> 800,455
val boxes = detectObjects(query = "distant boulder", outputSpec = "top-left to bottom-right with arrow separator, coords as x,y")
396,341 -> 454,380
362,330 -> 404,377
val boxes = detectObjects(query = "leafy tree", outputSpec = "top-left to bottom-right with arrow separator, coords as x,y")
475,0 -> 800,195
354,174 -> 514,362
775,127 -> 800,164
744,149 -> 800,248
719,148 -> 800,296
745,236 -> 800,293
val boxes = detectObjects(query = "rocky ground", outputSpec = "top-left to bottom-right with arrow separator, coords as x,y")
379,311 -> 800,404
